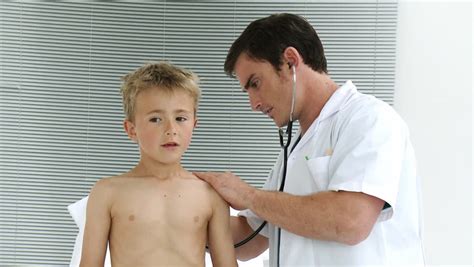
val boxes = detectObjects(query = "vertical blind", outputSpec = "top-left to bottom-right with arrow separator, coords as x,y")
0,1 -> 398,264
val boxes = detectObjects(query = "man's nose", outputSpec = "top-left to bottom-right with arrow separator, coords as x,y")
249,93 -> 262,112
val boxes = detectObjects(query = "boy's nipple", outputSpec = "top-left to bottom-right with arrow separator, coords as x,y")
128,214 -> 135,221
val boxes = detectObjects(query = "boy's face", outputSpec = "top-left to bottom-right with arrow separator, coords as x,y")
124,87 -> 196,165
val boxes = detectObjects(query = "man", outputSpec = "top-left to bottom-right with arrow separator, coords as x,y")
195,13 -> 424,266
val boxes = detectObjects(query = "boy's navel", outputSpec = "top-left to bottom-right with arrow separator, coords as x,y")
128,214 -> 135,221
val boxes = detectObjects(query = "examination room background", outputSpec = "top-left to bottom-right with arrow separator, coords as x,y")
0,0 -> 472,266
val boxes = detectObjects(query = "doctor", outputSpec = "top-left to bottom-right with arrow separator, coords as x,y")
195,13 -> 424,266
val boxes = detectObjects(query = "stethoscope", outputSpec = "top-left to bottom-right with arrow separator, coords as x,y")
233,64 -> 298,267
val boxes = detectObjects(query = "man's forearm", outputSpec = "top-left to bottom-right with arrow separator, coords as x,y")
247,189 -> 384,245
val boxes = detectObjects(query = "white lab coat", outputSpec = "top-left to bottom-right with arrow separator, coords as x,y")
240,81 -> 425,266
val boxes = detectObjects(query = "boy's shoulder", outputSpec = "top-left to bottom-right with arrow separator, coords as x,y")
185,172 -> 220,194
91,172 -> 137,192
89,173 -> 146,205
94,173 -> 124,185
177,172 -> 226,203
186,174 -> 228,207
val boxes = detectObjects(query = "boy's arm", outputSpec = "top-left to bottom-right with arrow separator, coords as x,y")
79,179 -> 112,267
208,191 -> 238,267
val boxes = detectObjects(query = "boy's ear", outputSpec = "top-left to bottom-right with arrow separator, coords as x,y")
194,118 -> 198,128
123,120 -> 137,143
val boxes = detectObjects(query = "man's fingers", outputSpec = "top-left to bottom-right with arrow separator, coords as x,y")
193,172 -> 215,183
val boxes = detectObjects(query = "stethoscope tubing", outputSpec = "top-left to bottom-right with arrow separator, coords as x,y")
233,65 -> 297,267
232,121 -> 293,249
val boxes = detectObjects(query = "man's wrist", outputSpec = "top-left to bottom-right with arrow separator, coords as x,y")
245,186 -> 258,210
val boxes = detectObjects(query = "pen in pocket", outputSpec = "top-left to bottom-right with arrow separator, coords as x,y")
305,148 -> 333,161
325,148 -> 333,156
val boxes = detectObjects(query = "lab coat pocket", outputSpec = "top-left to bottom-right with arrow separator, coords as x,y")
306,156 -> 331,191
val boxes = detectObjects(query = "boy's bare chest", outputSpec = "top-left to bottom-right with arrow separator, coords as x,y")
110,180 -> 212,230
107,179 -> 211,265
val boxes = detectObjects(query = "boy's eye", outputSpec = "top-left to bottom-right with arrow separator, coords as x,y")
176,116 -> 187,122
149,117 -> 161,123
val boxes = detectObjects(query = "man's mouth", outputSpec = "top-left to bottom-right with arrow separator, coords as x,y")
263,107 -> 273,118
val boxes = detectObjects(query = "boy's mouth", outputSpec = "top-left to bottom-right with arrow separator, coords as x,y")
162,142 -> 178,147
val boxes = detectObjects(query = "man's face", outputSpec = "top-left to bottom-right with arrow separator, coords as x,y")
234,53 -> 294,128
125,88 -> 196,164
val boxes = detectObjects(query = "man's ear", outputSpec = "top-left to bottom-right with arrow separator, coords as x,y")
123,119 -> 137,143
283,46 -> 300,69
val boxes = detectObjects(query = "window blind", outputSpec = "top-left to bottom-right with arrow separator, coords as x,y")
0,1 -> 398,264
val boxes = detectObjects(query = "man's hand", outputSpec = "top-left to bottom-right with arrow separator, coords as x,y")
193,171 -> 255,210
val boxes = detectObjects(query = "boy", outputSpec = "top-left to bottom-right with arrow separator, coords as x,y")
80,62 -> 237,267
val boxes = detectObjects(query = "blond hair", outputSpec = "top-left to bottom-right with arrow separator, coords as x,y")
120,61 -> 200,121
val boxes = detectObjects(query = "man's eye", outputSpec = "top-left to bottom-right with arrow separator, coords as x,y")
149,117 -> 161,123
176,116 -> 187,122
250,80 -> 259,88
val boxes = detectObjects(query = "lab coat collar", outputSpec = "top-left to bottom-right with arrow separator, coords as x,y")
291,80 -> 357,154
317,80 -> 357,123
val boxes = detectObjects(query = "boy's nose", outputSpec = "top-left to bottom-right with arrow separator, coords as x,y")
164,121 -> 177,136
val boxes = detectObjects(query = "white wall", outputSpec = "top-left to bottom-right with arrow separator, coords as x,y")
394,1 -> 472,265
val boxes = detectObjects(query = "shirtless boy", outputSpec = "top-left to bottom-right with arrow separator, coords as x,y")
80,62 -> 237,267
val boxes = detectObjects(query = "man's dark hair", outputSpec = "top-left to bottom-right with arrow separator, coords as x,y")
224,13 -> 327,76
